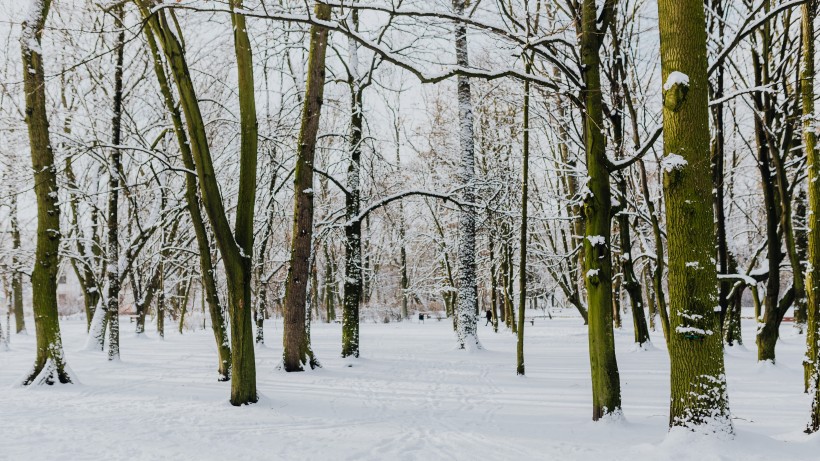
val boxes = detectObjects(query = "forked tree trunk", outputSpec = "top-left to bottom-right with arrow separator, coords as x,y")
136,0 -> 257,404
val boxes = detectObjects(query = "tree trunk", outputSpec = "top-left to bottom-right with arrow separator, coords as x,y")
105,4 -> 125,361
580,0 -> 621,420
283,1 -> 330,370
803,0 -> 820,433
452,0 -> 480,350
657,0 -> 732,432
517,69 -> 531,375
136,0 -> 258,404
20,0 -> 73,385
9,192 -> 25,334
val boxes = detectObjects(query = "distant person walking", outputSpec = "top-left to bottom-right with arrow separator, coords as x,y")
419,313 -> 425,324
485,309 -> 493,326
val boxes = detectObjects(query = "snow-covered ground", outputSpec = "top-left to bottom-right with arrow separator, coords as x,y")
2,313 -> 819,460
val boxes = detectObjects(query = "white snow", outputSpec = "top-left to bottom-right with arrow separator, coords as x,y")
587,235 -> 606,247
663,71 -> 690,91
1,314 -> 819,460
662,153 -> 688,173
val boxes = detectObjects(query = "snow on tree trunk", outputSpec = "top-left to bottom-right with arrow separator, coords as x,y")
453,0 -> 480,351
580,0 -> 621,420
20,0 -> 73,385
105,4 -> 125,362
658,0 -> 732,434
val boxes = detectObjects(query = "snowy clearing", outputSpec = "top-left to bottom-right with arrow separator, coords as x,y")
1,315 -> 819,460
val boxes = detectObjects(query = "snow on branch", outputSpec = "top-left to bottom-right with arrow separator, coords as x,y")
148,2 -> 580,105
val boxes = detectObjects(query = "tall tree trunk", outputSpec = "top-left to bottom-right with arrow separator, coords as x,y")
639,160 -> 670,342
342,19 -> 363,357
105,4 -> 125,361
283,1 -> 330,369
489,233 -> 499,332
136,0 -> 258,404
802,0 -> 820,433
580,0 -> 621,420
453,0 -> 480,350
517,68 -> 531,375
707,0 -> 731,334
657,0 -> 732,432
65,155 -> 100,331
20,0 -> 72,385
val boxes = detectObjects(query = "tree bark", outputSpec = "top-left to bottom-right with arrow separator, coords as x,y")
136,0 -> 257,404
802,0 -> 820,433
453,0 -> 480,350
657,0 -> 732,432
9,192 -> 25,334
20,0 -> 72,385
580,0 -> 621,420
283,1 -> 330,369
105,4 -> 125,361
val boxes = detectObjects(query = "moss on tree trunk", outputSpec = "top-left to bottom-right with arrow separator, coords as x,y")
657,0 -> 731,432
20,0 -> 73,385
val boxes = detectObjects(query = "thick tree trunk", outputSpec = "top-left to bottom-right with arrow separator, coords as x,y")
342,53 -> 363,357
20,0 -> 72,385
283,2 -> 330,369
657,0 -> 731,432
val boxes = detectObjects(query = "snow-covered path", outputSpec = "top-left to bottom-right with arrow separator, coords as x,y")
1,315 -> 819,460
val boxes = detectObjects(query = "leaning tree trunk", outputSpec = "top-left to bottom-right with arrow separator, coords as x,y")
283,1 -> 330,370
657,0 -> 732,433
580,0 -> 621,420
20,0 -> 72,385
141,17 -> 231,379
105,4 -> 125,361
452,0 -> 480,350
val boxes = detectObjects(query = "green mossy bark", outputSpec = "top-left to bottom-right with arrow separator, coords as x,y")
20,0 -> 72,385
802,1 -> 820,433
136,0 -> 256,404
580,0 -> 621,420
657,0 -> 731,432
